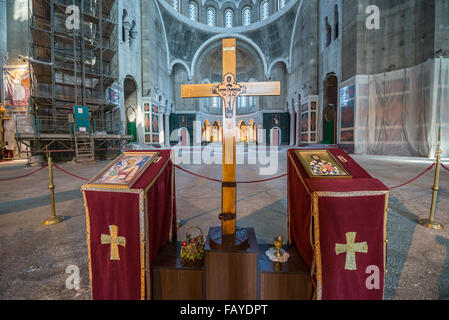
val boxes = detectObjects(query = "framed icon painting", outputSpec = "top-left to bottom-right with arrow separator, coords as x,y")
294,149 -> 352,179
88,151 -> 161,188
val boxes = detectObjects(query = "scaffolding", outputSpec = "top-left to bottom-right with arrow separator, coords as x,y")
16,0 -> 132,162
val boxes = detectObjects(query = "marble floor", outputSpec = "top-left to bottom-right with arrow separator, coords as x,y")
0,146 -> 448,300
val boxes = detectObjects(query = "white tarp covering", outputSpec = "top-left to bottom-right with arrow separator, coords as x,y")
353,58 -> 448,158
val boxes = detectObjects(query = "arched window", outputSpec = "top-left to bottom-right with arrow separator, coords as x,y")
242,6 -> 251,26
325,17 -> 332,47
334,5 -> 339,40
172,0 -> 179,12
260,0 -> 269,20
122,9 -> 128,43
278,0 -> 286,10
207,7 -> 216,26
189,1 -> 198,21
240,96 -> 248,108
212,97 -> 220,108
224,9 -> 234,28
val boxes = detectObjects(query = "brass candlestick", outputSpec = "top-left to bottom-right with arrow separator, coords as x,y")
273,236 -> 284,258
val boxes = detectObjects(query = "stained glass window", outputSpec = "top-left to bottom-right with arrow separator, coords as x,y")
207,7 -> 216,26
225,9 -> 233,28
240,96 -> 248,108
189,1 -> 198,21
261,0 -> 269,20
172,0 -> 179,12
242,6 -> 251,26
279,0 -> 286,9
212,97 -> 220,108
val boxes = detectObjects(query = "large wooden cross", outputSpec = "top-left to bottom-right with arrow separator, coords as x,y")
181,39 -> 280,248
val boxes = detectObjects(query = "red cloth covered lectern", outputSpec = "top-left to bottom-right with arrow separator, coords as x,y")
82,150 -> 176,300
287,148 -> 389,300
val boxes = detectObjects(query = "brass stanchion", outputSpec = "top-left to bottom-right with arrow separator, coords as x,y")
419,143 -> 444,230
43,150 -> 65,226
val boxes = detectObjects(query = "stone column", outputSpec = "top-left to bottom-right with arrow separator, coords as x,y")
164,112 -> 171,147
289,108 -> 296,146
295,103 -> 301,146
158,109 -> 164,145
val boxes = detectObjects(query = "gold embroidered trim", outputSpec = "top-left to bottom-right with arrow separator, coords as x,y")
81,186 -> 144,194
82,190 -> 94,299
287,152 -> 311,195
139,191 -> 145,300
314,190 -> 389,198
287,158 -> 291,244
144,158 -> 171,193
382,192 -> 390,300
169,161 -> 175,242
312,193 -> 323,300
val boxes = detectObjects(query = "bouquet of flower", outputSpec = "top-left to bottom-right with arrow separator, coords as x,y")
180,226 -> 205,265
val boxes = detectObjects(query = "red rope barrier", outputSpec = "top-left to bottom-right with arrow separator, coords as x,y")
52,164 -> 90,181
174,164 -> 286,184
0,164 -> 48,181
441,163 -> 449,172
389,163 -> 436,190
236,173 -> 287,184
30,147 -> 129,154
175,165 -> 222,183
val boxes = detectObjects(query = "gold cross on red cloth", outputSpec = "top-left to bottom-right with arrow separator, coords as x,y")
335,232 -> 368,271
101,225 -> 126,261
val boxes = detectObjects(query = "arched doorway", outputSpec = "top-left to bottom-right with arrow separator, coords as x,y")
212,120 -> 222,142
322,74 -> 338,144
237,121 -> 248,143
179,127 -> 189,146
271,127 -> 281,146
248,119 -> 256,143
124,76 -> 138,142
202,120 -> 211,143
126,106 -> 137,142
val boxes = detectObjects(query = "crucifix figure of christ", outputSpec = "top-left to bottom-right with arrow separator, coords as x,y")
181,39 -> 280,249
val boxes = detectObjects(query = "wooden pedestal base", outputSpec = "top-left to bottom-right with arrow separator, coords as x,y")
205,227 -> 258,300
208,226 -> 249,250
151,228 -> 313,300
152,242 -> 203,300
259,244 -> 313,300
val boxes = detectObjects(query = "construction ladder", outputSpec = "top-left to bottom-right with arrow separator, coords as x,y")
74,131 -> 95,162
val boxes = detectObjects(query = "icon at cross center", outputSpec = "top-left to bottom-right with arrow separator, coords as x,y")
181,38 -> 281,249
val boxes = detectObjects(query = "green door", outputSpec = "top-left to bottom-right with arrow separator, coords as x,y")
127,121 -> 137,142
126,106 -> 137,142
322,104 -> 336,144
